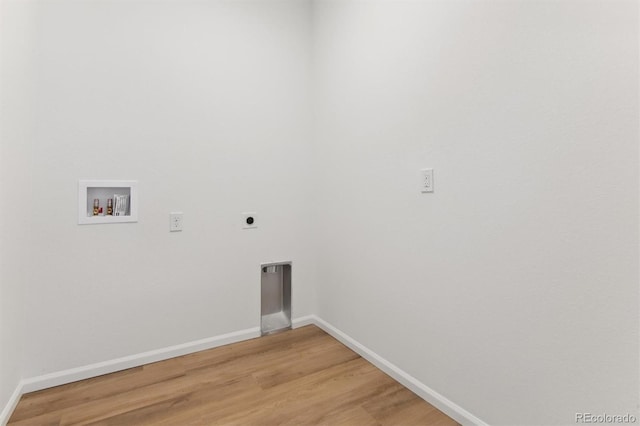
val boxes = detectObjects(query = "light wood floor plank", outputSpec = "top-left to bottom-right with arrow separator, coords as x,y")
9,325 -> 458,426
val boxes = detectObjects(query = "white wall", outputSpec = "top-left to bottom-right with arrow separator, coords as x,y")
313,1 -> 639,425
20,0 -> 316,377
0,0 -> 35,413
1,1 -> 639,425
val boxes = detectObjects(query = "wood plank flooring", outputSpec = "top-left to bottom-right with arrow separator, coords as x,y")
9,325 -> 458,426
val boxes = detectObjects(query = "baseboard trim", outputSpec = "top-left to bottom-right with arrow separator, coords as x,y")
20,325 -> 261,395
2,314 -> 485,426
311,316 -> 488,426
0,382 -> 23,426
1,316 -> 316,423
292,314 -> 315,328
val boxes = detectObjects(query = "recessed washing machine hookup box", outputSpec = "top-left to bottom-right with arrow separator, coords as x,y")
261,262 -> 292,336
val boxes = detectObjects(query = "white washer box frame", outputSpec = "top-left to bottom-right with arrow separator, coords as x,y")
78,180 -> 138,225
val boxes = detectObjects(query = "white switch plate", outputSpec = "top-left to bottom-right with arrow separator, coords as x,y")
170,212 -> 183,232
242,212 -> 257,229
421,168 -> 434,193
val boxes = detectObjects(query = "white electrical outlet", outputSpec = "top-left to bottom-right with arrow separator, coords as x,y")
169,212 -> 183,232
242,212 -> 257,229
421,168 -> 434,193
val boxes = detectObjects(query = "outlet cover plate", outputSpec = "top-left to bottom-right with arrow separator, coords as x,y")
421,168 -> 434,193
170,212 -> 183,232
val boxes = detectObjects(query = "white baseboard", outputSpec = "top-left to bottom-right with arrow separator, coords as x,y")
2,315 -> 485,426
0,383 -> 23,426
20,325 -> 262,395
292,314 -> 315,328
1,316 -> 316,424
311,316 -> 488,426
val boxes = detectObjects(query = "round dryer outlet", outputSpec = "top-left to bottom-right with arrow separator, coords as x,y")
241,212 -> 258,229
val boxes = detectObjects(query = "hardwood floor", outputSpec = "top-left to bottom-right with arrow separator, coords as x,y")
9,325 -> 458,425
